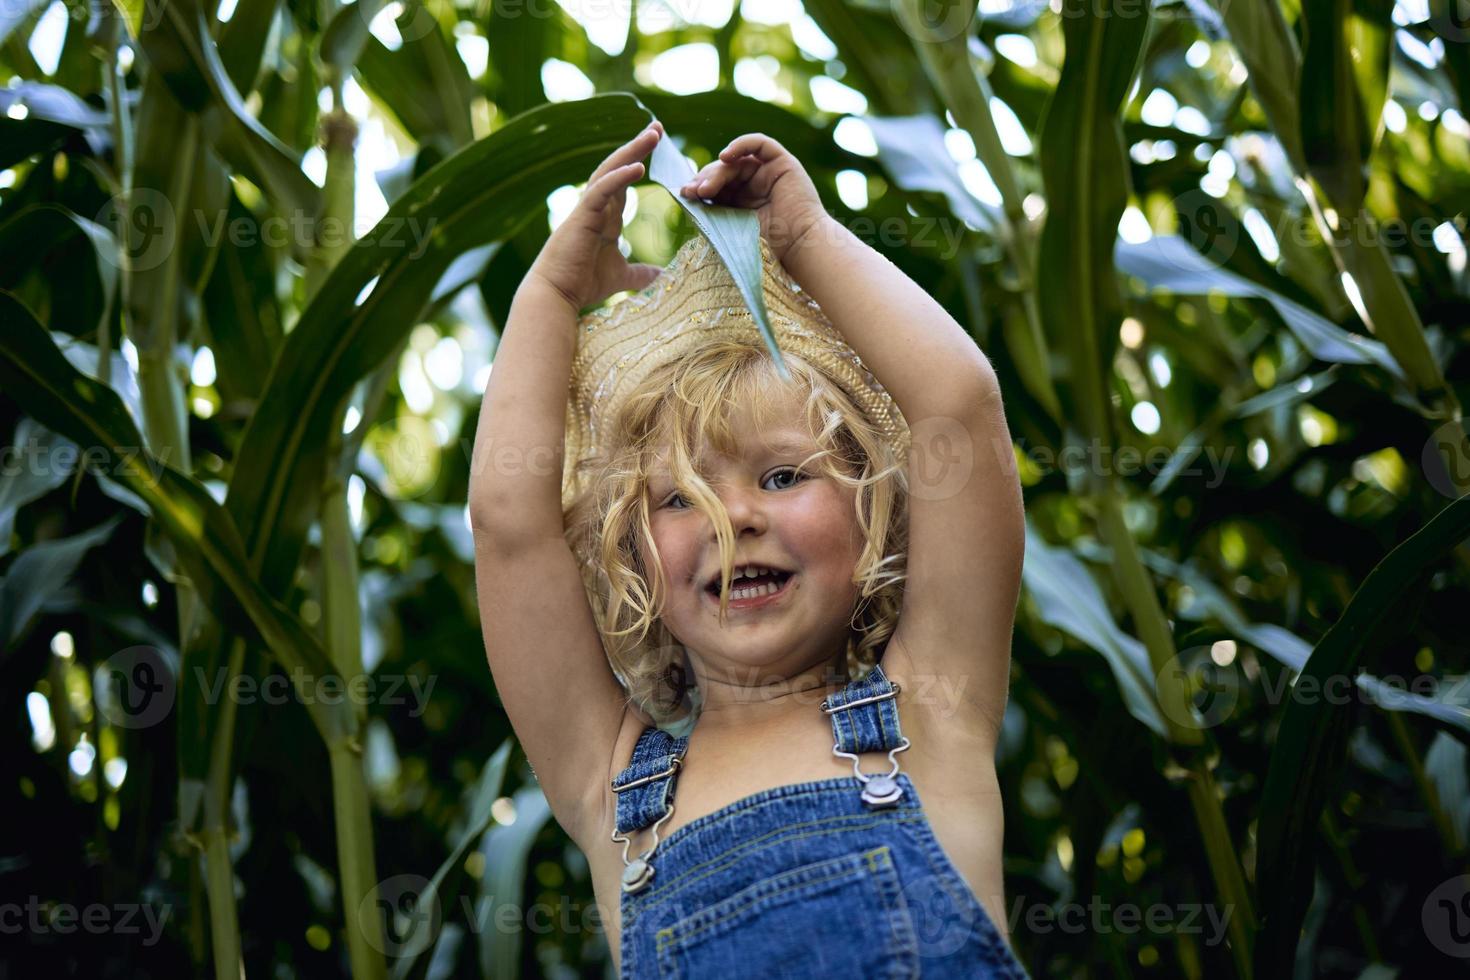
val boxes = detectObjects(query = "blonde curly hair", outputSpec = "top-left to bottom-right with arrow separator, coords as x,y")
562,338 -> 910,729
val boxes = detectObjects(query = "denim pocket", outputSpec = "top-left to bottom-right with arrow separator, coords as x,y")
652,845 -> 920,979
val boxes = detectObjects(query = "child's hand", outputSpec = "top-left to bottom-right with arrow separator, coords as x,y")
527,120 -> 667,312
679,133 -> 829,264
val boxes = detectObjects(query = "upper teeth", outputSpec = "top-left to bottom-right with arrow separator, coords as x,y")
711,566 -> 781,588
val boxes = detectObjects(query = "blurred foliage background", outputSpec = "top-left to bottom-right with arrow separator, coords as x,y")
2,0 -> 1470,977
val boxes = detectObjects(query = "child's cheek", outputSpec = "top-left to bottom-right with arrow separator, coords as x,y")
791,483 -> 864,566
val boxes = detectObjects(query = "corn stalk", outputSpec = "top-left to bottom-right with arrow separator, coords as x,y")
1036,3 -> 1256,973
1211,0 -> 1470,491
312,67 -> 388,978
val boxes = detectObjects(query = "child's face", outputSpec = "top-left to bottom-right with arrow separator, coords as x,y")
645,392 -> 865,684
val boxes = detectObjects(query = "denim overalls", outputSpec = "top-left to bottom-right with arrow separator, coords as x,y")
610,661 -> 1030,978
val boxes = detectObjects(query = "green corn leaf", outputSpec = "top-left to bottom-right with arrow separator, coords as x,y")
0,203 -> 120,338
1035,0 -> 1151,457
1022,523 -> 1168,739
0,514 -> 122,651
0,292 -> 353,745
135,0 -> 318,230
476,785 -> 556,980
1299,0 -> 1390,211
1254,492 -> 1470,975
321,0 -> 390,71
387,738 -> 515,980
645,127 -> 789,381
0,418 -> 76,560
1116,236 -> 1403,380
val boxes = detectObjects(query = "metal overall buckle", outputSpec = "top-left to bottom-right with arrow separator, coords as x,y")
820,683 -> 910,808
609,754 -> 683,894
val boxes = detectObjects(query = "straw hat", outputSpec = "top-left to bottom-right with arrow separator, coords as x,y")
562,230 -> 912,510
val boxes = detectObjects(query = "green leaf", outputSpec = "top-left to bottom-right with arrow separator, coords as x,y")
1212,0 -> 1456,419
1035,0 -> 1151,458
321,0 -> 389,71
1426,728 -> 1470,851
1205,0 -> 1305,169
0,418 -> 75,560
1138,548 -> 1470,738
0,292 -> 353,744
200,192 -> 285,406
0,514 -> 122,650
1115,236 -> 1404,379
126,71 -> 231,354
1254,493 -> 1470,975
865,114 -> 999,233
107,0 -> 148,41
1022,523 -> 1168,739
388,738 -> 515,980
0,0 -> 47,47
356,15 -> 474,151
645,126 -> 789,381
136,0 -> 319,226
0,81 -> 114,130
476,785 -> 555,980
1299,0 -> 1386,210
0,203 -> 120,336
216,0 -> 281,94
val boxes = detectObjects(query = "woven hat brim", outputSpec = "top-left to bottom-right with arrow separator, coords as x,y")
562,231 -> 911,510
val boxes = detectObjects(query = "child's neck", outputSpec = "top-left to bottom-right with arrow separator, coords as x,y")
690,652 -> 850,730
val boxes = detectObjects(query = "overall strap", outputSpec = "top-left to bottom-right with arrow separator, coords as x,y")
611,726 -> 689,836
821,660 -> 906,754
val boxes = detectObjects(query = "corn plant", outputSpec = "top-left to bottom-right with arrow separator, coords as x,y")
3,0 -> 1468,977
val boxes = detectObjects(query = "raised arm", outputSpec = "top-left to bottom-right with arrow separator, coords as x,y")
469,122 -> 666,840
782,214 -> 1002,422
788,215 -> 1024,734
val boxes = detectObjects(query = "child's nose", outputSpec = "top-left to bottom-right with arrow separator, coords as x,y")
714,487 -> 770,532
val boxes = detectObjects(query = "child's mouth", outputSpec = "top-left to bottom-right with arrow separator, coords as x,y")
705,571 -> 795,610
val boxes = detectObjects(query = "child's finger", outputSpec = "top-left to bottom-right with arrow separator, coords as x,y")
580,162 -> 644,217
686,161 -> 737,198
587,124 -> 661,187
718,133 -> 789,164
680,154 -> 757,199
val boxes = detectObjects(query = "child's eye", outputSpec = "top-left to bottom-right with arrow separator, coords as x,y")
764,467 -> 806,491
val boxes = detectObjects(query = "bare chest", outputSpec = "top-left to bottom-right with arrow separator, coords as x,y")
582,698 -> 1008,972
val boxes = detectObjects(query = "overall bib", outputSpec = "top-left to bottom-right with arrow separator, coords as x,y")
610,662 -> 1031,978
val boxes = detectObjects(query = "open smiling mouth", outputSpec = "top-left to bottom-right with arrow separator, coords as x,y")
705,571 -> 795,610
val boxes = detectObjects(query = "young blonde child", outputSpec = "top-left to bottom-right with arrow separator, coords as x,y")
470,119 -> 1028,977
